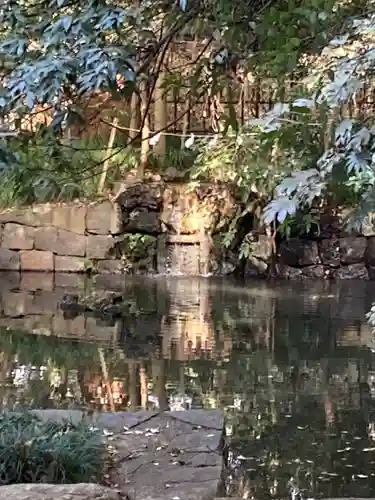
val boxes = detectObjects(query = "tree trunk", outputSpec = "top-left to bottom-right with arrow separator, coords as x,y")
137,81 -> 150,180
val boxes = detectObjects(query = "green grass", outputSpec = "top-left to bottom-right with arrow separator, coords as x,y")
0,411 -> 105,484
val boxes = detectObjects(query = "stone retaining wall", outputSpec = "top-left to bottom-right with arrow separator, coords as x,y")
0,201 -> 123,273
2,187 -> 375,279
276,235 -> 375,280
0,182 -> 236,275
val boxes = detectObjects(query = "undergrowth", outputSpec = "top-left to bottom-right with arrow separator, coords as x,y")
0,131 -> 197,208
0,411 -> 105,484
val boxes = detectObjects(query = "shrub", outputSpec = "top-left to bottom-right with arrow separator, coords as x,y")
0,411 -> 105,484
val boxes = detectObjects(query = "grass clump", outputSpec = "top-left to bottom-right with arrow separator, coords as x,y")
0,411 -> 105,484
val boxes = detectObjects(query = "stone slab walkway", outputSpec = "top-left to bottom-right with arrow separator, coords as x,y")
30,409 -> 225,500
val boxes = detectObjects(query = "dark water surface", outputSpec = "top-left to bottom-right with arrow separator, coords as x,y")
1,272 -> 375,498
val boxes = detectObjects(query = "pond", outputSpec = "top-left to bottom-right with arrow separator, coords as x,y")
1,271 -> 375,499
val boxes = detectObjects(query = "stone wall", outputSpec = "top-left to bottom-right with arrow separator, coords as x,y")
0,200 -> 124,273
2,184 -> 375,279
0,182 -> 237,275
276,236 -> 375,280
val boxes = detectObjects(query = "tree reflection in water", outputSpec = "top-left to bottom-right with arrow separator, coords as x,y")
0,277 -> 375,497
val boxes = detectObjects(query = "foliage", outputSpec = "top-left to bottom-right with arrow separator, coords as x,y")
0,133 -> 137,207
115,233 -> 156,271
257,7 -> 375,230
0,411 -> 105,484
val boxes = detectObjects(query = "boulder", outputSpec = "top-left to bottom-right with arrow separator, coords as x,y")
334,263 -> 368,279
279,239 -> 320,267
339,236 -> 366,264
123,209 -> 161,234
0,484 -> 122,500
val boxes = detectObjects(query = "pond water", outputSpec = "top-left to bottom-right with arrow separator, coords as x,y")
1,272 -> 375,498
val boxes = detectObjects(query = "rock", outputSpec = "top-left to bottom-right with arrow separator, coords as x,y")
55,255 -> 86,273
340,236 -> 366,264
301,265 -> 325,278
244,256 -> 268,277
0,205 -> 53,227
279,265 -> 303,279
221,260 -> 236,275
0,483 -> 122,500
20,250 -> 54,271
86,201 -> 114,235
60,291 -> 124,317
360,213 -> 375,236
123,209 -> 161,234
52,205 -> 86,234
2,223 -> 35,250
251,234 -> 273,262
115,183 -> 162,212
86,235 -> 114,259
0,248 -> 20,271
35,227 -> 87,257
334,263 -> 368,279
365,236 -> 375,265
279,239 -> 320,267
318,238 -> 340,267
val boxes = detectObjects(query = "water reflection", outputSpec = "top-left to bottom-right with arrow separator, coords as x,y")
1,273 -> 375,497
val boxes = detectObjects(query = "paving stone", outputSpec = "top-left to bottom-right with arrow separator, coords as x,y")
26,409 -> 225,500
165,409 -> 224,430
95,410 -> 159,432
0,483 -> 122,500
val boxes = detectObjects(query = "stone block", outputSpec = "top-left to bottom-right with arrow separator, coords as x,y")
86,235 -> 114,259
56,229 -> 87,256
35,227 -> 86,257
0,205 -> 53,227
2,223 -> 34,250
340,236 -> 366,264
0,482 -> 121,500
20,250 -> 54,271
97,259 -> 124,274
123,209 -> 161,234
20,272 -> 54,291
55,229 -> 86,257
34,226 -> 58,251
0,248 -> 20,271
54,255 -> 86,273
279,239 -> 320,267
52,204 -> 86,234
86,201 -> 113,234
